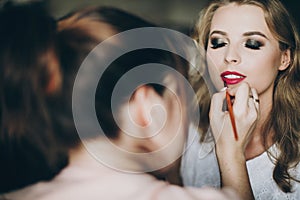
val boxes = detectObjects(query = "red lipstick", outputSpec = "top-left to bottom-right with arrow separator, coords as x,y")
221,71 -> 246,85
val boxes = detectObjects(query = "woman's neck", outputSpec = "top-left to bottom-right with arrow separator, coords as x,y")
69,137 -> 145,172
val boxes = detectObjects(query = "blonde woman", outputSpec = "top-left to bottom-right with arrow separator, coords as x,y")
181,0 -> 300,199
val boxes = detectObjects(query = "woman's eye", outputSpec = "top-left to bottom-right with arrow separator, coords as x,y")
245,39 -> 263,50
210,38 -> 227,49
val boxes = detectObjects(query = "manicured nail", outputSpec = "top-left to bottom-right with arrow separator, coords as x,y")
220,86 -> 228,92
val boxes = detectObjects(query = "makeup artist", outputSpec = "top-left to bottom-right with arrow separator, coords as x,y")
181,0 -> 300,199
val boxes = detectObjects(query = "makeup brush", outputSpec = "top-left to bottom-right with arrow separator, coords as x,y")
226,90 -> 238,141
223,82 -> 238,141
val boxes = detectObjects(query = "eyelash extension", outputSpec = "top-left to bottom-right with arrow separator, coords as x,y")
210,38 -> 227,49
245,39 -> 263,50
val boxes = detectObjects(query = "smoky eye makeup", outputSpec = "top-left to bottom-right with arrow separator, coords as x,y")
209,37 -> 227,49
245,39 -> 264,50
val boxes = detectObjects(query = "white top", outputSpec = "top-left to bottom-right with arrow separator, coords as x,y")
181,126 -> 300,200
1,147 -> 237,200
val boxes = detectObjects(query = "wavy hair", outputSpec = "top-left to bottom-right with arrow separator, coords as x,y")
192,0 -> 300,192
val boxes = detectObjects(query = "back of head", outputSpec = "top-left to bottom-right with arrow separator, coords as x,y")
0,2 -> 69,193
58,6 -> 190,140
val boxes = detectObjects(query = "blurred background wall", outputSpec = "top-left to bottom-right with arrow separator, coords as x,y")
1,0 -> 299,35
46,0 -> 208,34
48,0 -> 300,35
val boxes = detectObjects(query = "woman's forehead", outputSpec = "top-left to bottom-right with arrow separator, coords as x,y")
210,4 -> 272,38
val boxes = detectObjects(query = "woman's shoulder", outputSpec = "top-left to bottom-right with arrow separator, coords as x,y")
246,144 -> 300,199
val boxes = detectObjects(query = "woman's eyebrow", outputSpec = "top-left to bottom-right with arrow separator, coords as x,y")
210,30 -> 227,36
243,31 -> 268,39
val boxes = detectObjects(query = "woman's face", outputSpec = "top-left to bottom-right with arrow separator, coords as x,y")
206,3 -> 285,98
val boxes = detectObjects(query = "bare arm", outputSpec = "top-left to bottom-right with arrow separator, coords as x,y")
216,146 -> 254,200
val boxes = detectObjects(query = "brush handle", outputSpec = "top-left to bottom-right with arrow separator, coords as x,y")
226,91 -> 238,141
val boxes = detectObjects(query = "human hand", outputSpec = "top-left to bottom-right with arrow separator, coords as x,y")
209,82 -> 259,157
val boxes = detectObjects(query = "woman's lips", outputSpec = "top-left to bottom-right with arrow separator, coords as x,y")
221,71 -> 246,85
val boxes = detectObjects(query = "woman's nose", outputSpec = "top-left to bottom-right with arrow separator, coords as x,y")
224,45 -> 241,65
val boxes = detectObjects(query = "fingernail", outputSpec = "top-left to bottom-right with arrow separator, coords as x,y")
220,87 -> 227,92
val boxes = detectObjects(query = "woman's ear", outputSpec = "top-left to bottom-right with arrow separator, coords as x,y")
278,49 -> 291,71
130,86 -> 153,127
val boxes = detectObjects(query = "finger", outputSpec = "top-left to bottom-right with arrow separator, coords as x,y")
246,98 -> 259,136
210,91 -> 227,140
232,82 -> 251,112
250,87 -> 260,119
210,91 -> 226,116
248,97 -> 257,116
250,87 -> 259,110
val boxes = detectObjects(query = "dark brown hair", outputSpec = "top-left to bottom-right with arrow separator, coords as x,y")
58,6 -> 189,139
0,2 -> 69,193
